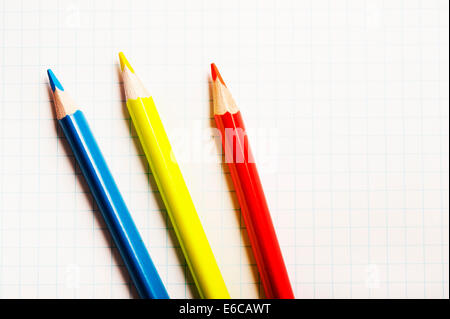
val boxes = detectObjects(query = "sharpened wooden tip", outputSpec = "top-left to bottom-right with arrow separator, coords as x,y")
119,52 -> 135,73
47,69 -> 77,119
211,63 -> 226,87
210,64 -> 239,115
47,69 -> 64,92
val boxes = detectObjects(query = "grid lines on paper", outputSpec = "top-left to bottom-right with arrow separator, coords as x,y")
0,0 -> 448,299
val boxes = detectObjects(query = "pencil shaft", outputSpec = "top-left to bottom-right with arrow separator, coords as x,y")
59,110 -> 169,299
215,111 -> 294,299
126,96 -> 229,299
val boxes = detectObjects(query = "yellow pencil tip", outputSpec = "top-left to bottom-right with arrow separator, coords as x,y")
119,52 -> 135,73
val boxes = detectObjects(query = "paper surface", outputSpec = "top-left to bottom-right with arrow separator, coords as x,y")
0,0 -> 448,298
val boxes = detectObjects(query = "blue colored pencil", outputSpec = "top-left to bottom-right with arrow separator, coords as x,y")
47,69 -> 169,299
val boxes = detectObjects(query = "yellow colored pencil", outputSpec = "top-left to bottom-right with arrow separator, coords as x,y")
118,52 -> 229,299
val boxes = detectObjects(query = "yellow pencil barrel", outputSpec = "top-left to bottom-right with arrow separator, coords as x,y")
127,97 -> 230,299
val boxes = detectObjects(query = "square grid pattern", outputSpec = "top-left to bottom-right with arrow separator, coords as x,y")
0,0 -> 448,298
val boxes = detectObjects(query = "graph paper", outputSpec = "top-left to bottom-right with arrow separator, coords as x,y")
0,0 -> 448,299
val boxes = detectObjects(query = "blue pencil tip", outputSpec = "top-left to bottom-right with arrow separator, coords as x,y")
47,69 -> 64,92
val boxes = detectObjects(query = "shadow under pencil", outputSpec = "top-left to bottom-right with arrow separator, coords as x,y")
46,83 -> 139,299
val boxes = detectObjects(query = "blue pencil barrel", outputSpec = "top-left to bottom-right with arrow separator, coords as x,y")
59,110 -> 169,299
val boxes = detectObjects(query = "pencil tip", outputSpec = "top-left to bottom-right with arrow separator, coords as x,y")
211,63 -> 226,86
47,69 -> 64,92
119,52 -> 135,73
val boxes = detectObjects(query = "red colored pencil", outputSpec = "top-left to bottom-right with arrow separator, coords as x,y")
211,63 -> 294,299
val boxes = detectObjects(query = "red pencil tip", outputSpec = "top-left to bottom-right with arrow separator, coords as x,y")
211,63 -> 226,87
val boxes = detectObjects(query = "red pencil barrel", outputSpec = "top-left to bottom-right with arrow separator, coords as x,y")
215,111 -> 294,299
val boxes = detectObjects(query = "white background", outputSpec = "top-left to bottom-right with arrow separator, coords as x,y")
0,0 -> 448,298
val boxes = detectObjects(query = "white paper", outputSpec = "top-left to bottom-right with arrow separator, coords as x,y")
0,0 -> 448,298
